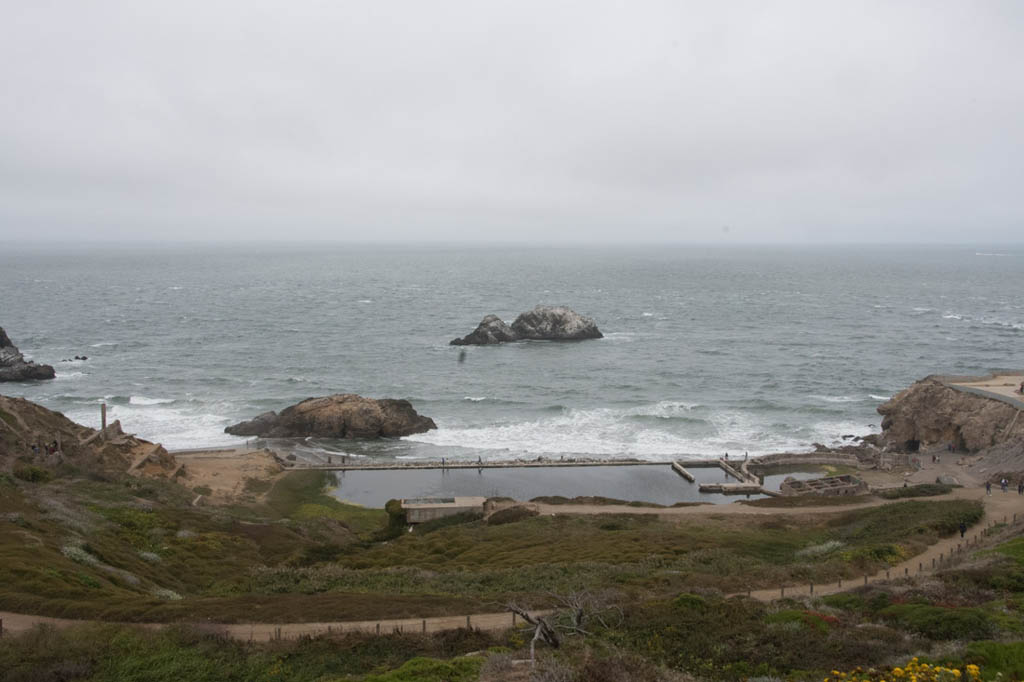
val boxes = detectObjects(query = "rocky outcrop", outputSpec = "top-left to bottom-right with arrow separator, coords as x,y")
224,394 -> 437,439
0,394 -> 178,478
0,327 -> 55,382
449,315 -> 518,346
450,306 -> 603,345
877,376 -> 1024,453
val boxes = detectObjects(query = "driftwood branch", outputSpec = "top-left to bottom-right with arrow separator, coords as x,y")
507,603 -> 560,664
547,590 -> 624,635
507,591 -> 624,665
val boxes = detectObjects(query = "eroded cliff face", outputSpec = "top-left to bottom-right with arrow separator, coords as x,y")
877,376 -> 1024,453
0,394 -> 178,478
0,327 -> 55,382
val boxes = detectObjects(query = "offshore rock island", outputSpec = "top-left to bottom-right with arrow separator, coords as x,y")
224,393 -> 437,438
449,305 -> 603,345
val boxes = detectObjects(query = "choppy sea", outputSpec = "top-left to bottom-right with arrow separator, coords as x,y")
2,244 -> 1021,462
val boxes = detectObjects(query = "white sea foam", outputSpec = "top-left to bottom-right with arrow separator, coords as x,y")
630,400 -> 702,417
810,395 -> 861,403
463,396 -> 488,402
911,307 -> 935,313
90,342 -> 118,348
980,318 -> 1024,331
942,313 -> 964,320
870,394 -> 891,401
976,252 -> 1013,257
54,371 -> 86,381
129,396 -> 175,405
65,403 -> 244,451
405,402 -> 871,460
642,312 -> 654,317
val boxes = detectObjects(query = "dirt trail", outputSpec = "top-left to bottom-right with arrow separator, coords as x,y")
740,486 -> 1024,601
2,486 -> 1022,641
0,610 -> 525,640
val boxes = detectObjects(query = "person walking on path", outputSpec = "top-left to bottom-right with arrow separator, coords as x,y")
959,521 -> 967,538
1018,481 -> 1023,496
1002,478 -> 1009,493
986,481 -> 992,496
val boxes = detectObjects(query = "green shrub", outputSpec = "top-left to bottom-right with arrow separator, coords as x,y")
12,465 -> 51,483
486,506 -> 539,526
242,477 -> 273,494
295,543 -> 344,566
820,592 -> 865,613
878,483 -> 954,499
765,609 -> 831,633
965,640 -> 1024,678
361,656 -> 482,682
992,537 -> 1024,565
878,603 -> 994,640
415,512 -> 482,534
672,593 -> 707,612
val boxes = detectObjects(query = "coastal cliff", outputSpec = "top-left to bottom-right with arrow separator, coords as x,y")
0,327 -> 55,382
877,375 -> 1024,453
0,394 -> 178,478
225,394 -> 437,439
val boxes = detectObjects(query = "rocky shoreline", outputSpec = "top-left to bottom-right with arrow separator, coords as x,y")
0,327 -> 55,382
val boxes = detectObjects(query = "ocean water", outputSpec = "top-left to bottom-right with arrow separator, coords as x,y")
1,244 -> 1021,462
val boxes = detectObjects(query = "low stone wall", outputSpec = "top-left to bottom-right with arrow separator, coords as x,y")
748,453 -> 861,470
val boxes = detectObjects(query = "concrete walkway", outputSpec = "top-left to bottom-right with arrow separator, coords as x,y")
944,372 -> 1024,410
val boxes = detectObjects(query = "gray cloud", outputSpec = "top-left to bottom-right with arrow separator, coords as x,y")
1,1 -> 1022,242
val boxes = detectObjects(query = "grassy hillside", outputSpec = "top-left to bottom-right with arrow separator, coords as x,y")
3,434 -> 1023,680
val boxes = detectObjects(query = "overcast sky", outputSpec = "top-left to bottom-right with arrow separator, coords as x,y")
1,1 -> 1022,243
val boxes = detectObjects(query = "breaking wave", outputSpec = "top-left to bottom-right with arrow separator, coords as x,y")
405,401 -> 874,460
